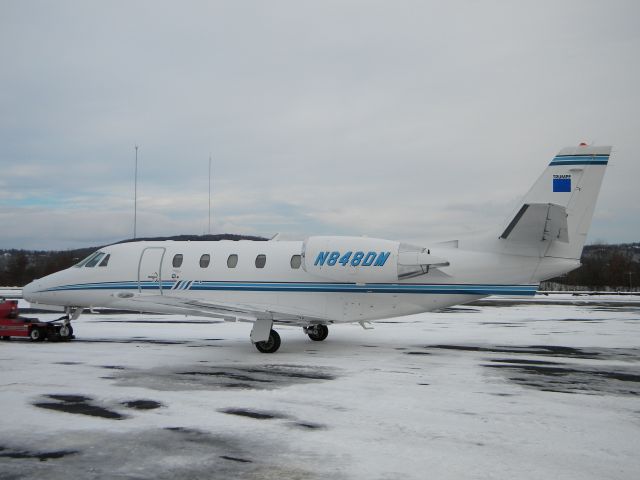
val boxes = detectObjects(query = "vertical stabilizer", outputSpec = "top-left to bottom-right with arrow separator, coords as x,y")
499,145 -> 610,260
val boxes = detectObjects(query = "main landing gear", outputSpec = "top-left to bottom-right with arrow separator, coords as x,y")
250,318 -> 281,354
250,319 -> 330,353
304,324 -> 329,342
254,329 -> 281,354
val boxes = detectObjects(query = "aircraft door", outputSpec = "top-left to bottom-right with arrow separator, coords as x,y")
138,247 -> 166,294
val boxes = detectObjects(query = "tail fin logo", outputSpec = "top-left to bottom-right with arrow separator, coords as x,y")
553,174 -> 571,192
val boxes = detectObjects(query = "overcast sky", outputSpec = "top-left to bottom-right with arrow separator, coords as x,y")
1,0 -> 638,250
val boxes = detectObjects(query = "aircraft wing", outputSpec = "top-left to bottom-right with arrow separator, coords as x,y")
110,292 -> 329,327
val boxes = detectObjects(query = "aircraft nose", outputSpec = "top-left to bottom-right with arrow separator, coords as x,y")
22,281 -> 38,303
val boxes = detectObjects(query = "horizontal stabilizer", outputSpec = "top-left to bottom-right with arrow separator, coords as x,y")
500,203 -> 568,243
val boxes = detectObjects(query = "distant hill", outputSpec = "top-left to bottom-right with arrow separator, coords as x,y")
541,242 -> 640,291
0,234 -> 267,287
114,233 -> 267,244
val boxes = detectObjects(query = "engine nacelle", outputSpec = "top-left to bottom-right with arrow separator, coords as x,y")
302,236 -> 450,283
302,236 -> 400,283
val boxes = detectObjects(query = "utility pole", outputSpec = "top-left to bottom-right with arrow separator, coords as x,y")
134,145 -> 139,239
208,154 -> 212,235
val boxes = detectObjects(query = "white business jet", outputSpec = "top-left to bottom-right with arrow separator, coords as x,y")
23,145 -> 610,352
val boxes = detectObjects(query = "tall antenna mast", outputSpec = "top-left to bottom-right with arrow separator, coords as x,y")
208,154 -> 212,234
134,144 -> 139,239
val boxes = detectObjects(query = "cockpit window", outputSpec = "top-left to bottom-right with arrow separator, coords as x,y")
85,252 -> 105,268
74,251 -> 100,267
98,254 -> 110,267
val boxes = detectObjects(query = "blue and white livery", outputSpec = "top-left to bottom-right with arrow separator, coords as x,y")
23,144 -> 611,353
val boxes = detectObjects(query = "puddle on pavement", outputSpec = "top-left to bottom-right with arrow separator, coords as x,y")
121,400 -> 163,410
414,343 -> 640,396
221,408 -> 287,420
289,421 -> 326,430
114,363 -> 337,391
484,360 -> 640,396
491,358 -> 560,365
220,408 -> 328,432
0,428 -> 333,480
426,344 -> 605,359
220,455 -> 252,463
33,395 -> 165,419
0,446 -> 78,462
34,395 -> 126,420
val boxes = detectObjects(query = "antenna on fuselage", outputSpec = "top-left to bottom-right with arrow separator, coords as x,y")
208,153 -> 212,235
134,144 -> 139,239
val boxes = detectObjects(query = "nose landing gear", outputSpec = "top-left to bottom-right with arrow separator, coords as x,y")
57,307 -> 81,341
57,320 -> 74,340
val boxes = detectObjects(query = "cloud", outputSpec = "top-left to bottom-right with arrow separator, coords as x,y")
1,0 -> 639,249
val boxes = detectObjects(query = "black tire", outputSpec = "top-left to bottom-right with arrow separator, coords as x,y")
307,325 -> 329,342
30,328 -> 45,342
58,324 -> 74,340
255,329 -> 281,353
1,336 -> 10,340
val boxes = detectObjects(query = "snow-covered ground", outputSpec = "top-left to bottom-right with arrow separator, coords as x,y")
1,300 -> 639,479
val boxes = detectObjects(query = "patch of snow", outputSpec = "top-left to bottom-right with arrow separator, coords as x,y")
1,301 -> 639,479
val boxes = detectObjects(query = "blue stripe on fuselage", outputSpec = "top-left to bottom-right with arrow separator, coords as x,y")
39,280 -> 538,296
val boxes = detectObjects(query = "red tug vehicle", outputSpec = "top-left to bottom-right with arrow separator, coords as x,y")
0,299 -> 74,342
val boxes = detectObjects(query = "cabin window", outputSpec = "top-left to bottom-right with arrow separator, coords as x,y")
290,255 -> 301,269
227,254 -> 238,268
255,254 -> 266,268
199,254 -> 210,268
85,252 -> 105,268
172,254 -> 184,268
98,254 -> 111,267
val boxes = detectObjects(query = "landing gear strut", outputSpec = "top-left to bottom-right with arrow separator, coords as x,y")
305,324 -> 329,342
57,308 -> 79,341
